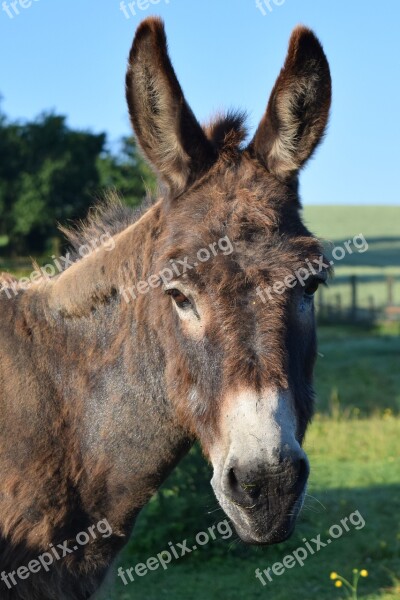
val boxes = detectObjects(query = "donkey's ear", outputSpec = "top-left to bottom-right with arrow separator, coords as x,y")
247,26 -> 331,181
126,18 -> 215,195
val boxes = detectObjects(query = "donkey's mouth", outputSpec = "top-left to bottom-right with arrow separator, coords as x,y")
233,507 -> 298,545
214,484 -> 306,546
237,518 -> 296,546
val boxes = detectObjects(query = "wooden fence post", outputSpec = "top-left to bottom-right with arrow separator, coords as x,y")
387,276 -> 394,306
368,295 -> 375,320
335,293 -> 342,319
318,285 -> 324,319
350,275 -> 357,322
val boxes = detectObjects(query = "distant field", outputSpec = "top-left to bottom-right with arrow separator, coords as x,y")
303,206 -> 400,241
303,206 -> 400,274
303,206 -> 400,310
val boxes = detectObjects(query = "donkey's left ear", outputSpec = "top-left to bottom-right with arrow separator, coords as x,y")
126,18 -> 216,196
247,26 -> 331,181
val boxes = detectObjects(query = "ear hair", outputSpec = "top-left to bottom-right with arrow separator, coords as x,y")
247,26 -> 331,180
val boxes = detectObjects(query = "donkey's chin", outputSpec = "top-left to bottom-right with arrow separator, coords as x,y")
215,489 -> 306,546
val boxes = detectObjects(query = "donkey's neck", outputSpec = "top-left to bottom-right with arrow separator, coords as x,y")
17,200 -> 191,534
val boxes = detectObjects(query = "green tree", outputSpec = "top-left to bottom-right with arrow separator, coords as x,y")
97,135 -> 156,207
0,105 -> 155,256
0,111 -> 106,254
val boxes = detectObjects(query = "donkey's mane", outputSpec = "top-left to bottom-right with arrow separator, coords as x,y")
0,193 -> 153,295
59,191 -> 155,267
204,110 -> 248,151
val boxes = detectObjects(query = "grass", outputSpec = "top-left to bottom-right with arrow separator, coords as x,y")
97,325 -> 400,600
315,325 -> 400,415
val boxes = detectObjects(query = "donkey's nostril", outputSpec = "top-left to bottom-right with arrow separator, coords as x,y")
294,456 -> 310,486
244,483 -> 262,499
223,454 -> 309,508
227,467 -> 239,491
226,467 -> 262,502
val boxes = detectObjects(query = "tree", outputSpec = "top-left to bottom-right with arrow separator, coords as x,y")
0,108 -> 155,256
0,111 -> 106,254
97,135 -> 156,207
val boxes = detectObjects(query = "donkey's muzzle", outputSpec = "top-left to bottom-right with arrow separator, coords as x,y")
209,387 -> 310,544
219,450 -> 310,544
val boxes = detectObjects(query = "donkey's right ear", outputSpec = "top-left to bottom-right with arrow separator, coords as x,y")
247,26 -> 331,181
126,18 -> 215,196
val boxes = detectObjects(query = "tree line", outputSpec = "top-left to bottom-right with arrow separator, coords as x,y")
0,107 -> 155,256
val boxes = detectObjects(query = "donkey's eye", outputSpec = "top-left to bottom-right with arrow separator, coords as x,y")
166,288 -> 191,309
304,280 -> 320,298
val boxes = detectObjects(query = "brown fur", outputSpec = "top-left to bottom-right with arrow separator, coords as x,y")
0,18 -> 331,599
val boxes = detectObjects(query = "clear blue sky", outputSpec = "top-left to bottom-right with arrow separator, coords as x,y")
1,0 -> 399,205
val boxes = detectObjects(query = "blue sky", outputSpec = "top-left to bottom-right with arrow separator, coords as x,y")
0,0 -> 399,205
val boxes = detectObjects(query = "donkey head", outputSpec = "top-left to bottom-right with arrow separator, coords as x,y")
126,18 -> 331,544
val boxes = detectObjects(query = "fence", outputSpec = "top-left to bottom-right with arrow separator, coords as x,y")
317,275 -> 400,324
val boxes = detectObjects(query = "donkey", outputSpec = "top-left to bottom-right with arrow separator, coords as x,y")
0,17 -> 331,600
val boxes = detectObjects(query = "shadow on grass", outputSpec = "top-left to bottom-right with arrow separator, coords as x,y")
314,326 -> 400,416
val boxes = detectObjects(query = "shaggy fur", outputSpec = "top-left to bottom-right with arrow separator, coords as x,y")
0,18 -> 331,599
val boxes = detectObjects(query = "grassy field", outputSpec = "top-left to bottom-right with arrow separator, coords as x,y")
302,206 -> 400,240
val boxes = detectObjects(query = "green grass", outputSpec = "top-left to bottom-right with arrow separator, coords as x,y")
314,325 -> 400,415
